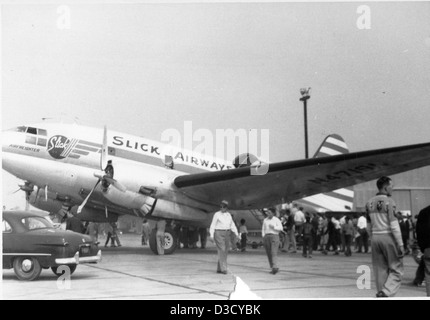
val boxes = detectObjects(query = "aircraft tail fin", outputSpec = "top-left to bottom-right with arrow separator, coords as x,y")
299,134 -> 354,212
313,134 -> 349,158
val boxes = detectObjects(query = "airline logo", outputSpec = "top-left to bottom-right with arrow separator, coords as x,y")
47,135 -> 77,159
47,136 -> 98,160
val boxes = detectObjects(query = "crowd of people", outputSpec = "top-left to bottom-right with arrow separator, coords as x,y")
56,174 -> 429,298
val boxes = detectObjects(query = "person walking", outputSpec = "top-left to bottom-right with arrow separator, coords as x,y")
104,222 -> 115,247
199,227 -> 208,249
302,216 -> 314,258
399,212 -> 411,255
416,205 -> 430,296
141,219 -> 150,246
87,222 -> 99,243
366,176 -> 404,298
356,212 -> 369,253
285,210 -> 297,253
319,213 -> 329,252
342,216 -> 354,256
111,222 -> 122,247
239,219 -> 248,252
209,200 -> 239,274
262,208 -> 283,274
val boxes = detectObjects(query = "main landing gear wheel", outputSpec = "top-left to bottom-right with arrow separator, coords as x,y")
149,225 -> 177,255
13,257 -> 42,281
51,265 -> 77,276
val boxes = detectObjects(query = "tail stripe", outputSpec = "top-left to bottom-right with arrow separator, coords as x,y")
326,136 -> 348,149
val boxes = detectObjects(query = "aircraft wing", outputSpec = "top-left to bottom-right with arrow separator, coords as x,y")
174,142 -> 430,209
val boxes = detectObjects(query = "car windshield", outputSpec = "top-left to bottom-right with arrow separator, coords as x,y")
21,216 -> 53,231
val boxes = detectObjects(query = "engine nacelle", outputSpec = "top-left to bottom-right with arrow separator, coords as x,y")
150,199 -> 211,224
104,185 -> 156,215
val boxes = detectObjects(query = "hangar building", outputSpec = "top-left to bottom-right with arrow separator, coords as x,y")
354,166 -> 430,217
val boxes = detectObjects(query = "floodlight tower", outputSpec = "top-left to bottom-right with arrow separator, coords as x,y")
299,87 -> 311,159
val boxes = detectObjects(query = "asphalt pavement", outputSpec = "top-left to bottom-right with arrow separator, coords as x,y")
1,233 -> 428,300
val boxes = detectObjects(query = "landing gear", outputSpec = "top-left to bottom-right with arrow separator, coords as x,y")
149,225 -> 177,255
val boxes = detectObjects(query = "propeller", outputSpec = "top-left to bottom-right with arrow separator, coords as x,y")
77,126 -> 125,214
13,181 -> 34,211
100,126 -> 108,170
77,180 -> 101,213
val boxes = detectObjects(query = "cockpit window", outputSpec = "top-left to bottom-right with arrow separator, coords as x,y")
26,135 -> 37,145
38,129 -> 47,136
27,127 -> 37,135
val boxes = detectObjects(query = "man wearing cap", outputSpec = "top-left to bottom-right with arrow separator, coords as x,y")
209,200 -> 239,274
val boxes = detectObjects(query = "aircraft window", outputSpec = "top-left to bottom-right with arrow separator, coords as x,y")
2,220 -> 12,233
38,129 -> 47,136
27,127 -> 37,135
37,138 -> 47,146
10,126 -> 27,132
25,135 -> 37,145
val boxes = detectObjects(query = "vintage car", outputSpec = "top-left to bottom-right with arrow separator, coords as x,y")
2,211 -> 101,281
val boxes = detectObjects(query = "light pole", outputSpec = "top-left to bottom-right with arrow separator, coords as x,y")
299,87 -> 311,159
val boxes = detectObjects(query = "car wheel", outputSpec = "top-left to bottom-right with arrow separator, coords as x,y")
51,265 -> 77,276
13,257 -> 42,281
149,225 -> 177,255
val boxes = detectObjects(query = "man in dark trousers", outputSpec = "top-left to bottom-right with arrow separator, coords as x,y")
66,212 -> 84,234
416,205 -> 430,296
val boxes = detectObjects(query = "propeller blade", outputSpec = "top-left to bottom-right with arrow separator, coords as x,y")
100,126 -> 108,171
77,180 -> 100,214
33,186 -> 41,204
105,206 -> 108,219
25,199 -> 30,211
45,185 -> 48,202
104,176 -> 127,192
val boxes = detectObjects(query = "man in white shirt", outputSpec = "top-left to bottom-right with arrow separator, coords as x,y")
209,200 -> 239,274
262,208 -> 284,274
357,213 -> 369,253
293,204 -> 306,244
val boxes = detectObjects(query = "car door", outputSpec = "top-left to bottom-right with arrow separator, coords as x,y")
2,218 -> 15,267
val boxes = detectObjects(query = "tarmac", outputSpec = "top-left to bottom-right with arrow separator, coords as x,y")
1,233 -> 428,300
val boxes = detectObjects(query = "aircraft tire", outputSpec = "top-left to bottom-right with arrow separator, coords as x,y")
149,225 -> 177,255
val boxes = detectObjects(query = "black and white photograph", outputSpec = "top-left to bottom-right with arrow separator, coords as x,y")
1,0 -> 430,301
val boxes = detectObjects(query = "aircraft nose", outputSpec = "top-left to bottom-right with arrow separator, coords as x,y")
2,130 -> 12,151
2,129 -> 21,152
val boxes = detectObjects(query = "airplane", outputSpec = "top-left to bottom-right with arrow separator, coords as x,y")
3,121 -> 430,255
293,134 -> 354,214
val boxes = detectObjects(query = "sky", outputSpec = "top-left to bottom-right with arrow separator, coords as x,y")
2,1 -> 430,209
